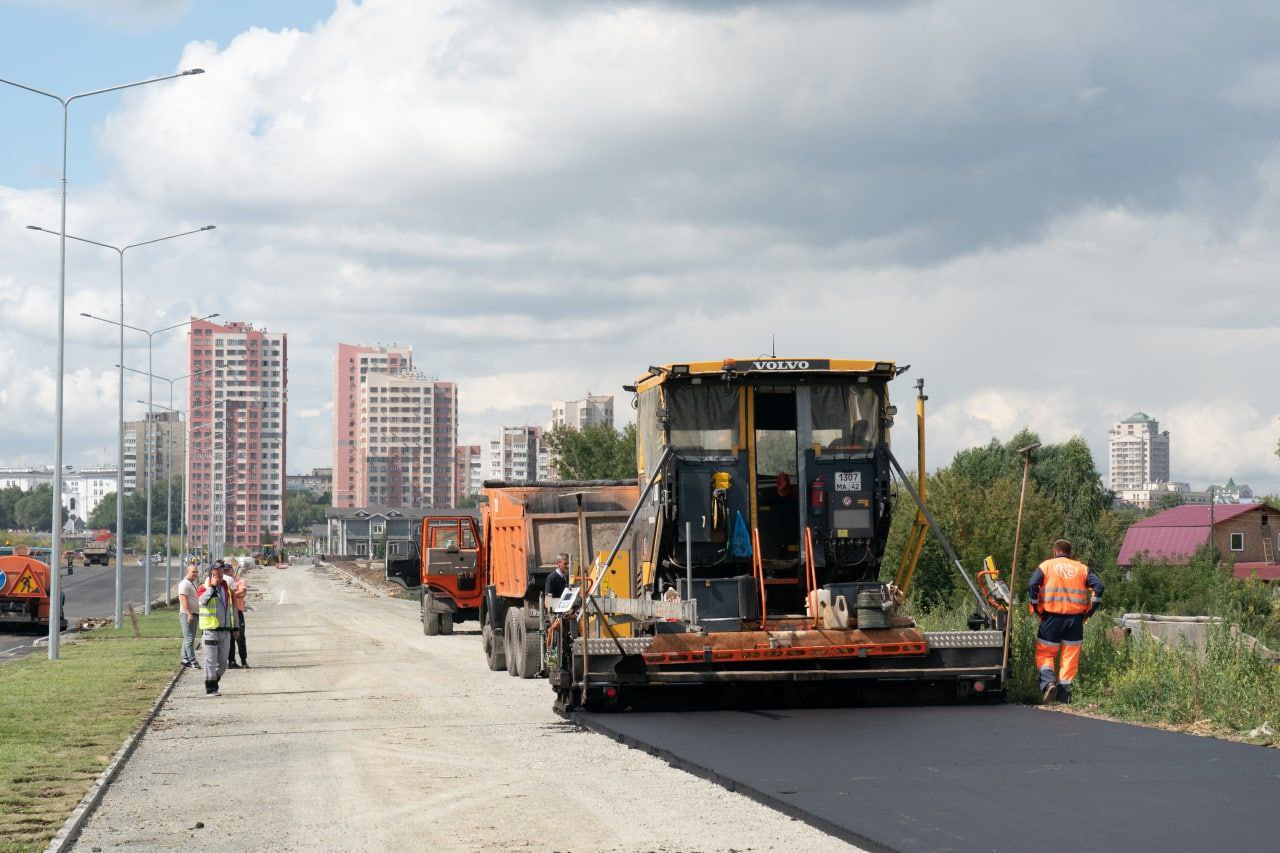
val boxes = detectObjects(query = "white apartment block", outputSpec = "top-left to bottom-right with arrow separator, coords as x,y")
1108,412 -> 1170,493
488,426 -> 551,483
355,370 -> 457,509
123,410 -> 185,493
455,445 -> 484,501
0,465 -> 118,521
550,394 -> 614,431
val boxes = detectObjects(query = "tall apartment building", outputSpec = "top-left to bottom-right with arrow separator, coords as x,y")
1108,412 -> 1170,493
488,426 -> 551,483
186,319 -> 288,554
123,410 -> 185,493
332,343 -> 414,507
454,445 -> 483,501
354,370 -> 457,509
550,394 -> 614,431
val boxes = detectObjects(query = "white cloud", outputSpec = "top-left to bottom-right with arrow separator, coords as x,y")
2,0 -> 1280,494
2,0 -> 192,29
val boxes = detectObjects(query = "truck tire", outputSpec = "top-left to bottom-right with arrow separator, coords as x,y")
518,610 -> 542,679
439,610 -> 454,636
484,610 -> 506,671
423,593 -> 439,636
505,608 -> 521,678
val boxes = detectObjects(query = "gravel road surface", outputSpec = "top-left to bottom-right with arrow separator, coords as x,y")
73,559 -> 856,852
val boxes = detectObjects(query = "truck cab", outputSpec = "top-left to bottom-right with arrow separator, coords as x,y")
385,512 -> 484,636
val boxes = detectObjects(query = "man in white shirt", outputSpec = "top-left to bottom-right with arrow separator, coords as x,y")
177,565 -> 200,669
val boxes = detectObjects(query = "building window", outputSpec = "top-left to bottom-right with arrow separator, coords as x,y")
1230,532 -> 1244,552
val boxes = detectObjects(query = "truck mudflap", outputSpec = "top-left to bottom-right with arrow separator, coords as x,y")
559,630 -> 1006,701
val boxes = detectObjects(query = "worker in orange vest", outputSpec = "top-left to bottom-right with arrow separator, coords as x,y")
1027,539 -> 1103,705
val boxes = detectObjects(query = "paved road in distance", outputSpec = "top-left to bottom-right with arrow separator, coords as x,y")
579,703 -> 1280,852
0,559 -> 177,663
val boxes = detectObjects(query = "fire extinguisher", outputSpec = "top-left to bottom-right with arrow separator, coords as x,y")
809,475 -> 826,514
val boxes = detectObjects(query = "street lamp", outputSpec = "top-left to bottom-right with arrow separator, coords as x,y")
178,420 -> 217,568
2,67 -> 205,658
122,366 -> 215,602
82,312 -> 218,613
28,224 -> 215,627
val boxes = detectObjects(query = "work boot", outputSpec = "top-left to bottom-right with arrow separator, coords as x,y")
1041,683 -> 1058,704
1058,683 -> 1073,704
228,661 -> 241,669
205,679 -> 218,695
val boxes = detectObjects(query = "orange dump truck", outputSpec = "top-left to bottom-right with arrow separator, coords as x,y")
479,481 -> 640,679
0,548 -> 65,631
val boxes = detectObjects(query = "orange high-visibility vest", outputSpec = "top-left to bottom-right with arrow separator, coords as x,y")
1038,557 -> 1091,615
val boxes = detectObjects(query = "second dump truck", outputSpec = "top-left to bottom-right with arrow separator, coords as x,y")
392,492 -> 639,679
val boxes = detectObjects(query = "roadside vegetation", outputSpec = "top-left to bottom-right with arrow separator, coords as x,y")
888,431 -> 1280,745
0,609 -> 182,851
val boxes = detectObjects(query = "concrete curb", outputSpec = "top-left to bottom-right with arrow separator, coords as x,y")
318,560 -> 389,599
44,664 -> 186,853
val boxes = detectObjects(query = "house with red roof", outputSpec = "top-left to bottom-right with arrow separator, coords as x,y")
1117,504 -> 1279,580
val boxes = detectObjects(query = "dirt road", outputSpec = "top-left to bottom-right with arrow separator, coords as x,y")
73,559 -> 853,852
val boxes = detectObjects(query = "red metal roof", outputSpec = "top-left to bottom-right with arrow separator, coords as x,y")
1117,526 -> 1210,566
1233,562 -> 1280,581
1117,504 -> 1264,566
1128,504 -> 1258,528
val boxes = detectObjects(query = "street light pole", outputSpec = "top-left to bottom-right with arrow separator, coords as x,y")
2,67 -> 205,658
28,225 -> 214,626
81,312 -> 218,614
179,418 -> 216,569
124,367 -> 214,602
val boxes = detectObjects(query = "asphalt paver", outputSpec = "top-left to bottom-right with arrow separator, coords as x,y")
578,703 -> 1280,852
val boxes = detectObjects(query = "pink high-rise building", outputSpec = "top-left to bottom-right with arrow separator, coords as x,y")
332,343 -> 413,507
354,371 -> 457,509
187,319 -> 288,554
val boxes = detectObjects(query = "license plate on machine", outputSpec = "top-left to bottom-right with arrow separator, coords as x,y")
834,472 -> 862,492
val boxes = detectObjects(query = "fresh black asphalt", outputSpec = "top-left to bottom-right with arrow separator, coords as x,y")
0,560 -> 177,662
578,703 -> 1280,852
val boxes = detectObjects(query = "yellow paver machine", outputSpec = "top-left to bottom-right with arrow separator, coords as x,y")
547,358 -> 1012,713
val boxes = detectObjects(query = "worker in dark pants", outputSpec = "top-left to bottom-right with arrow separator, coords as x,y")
230,567 -> 249,668
1028,539 -> 1103,704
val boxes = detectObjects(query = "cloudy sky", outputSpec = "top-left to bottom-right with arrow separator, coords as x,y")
1,0 -> 1278,493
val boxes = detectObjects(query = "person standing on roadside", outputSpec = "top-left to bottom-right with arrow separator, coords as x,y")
1028,539 -> 1104,705
197,563 -> 238,697
230,565 -> 249,668
177,564 -> 200,669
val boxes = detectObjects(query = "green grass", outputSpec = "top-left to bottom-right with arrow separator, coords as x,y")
905,595 -> 1280,745
0,608 -> 183,851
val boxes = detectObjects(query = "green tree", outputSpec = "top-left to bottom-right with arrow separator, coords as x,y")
0,485 -> 22,529
885,429 -> 1113,606
87,479 -> 182,535
285,490 -> 330,534
545,423 -> 637,480
1156,492 -> 1186,511
14,484 -> 64,531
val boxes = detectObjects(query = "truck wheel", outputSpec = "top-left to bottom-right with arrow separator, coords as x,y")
505,608 -> 521,678
423,593 -> 439,636
484,611 -> 506,671
519,610 -> 542,679
439,611 -> 454,636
